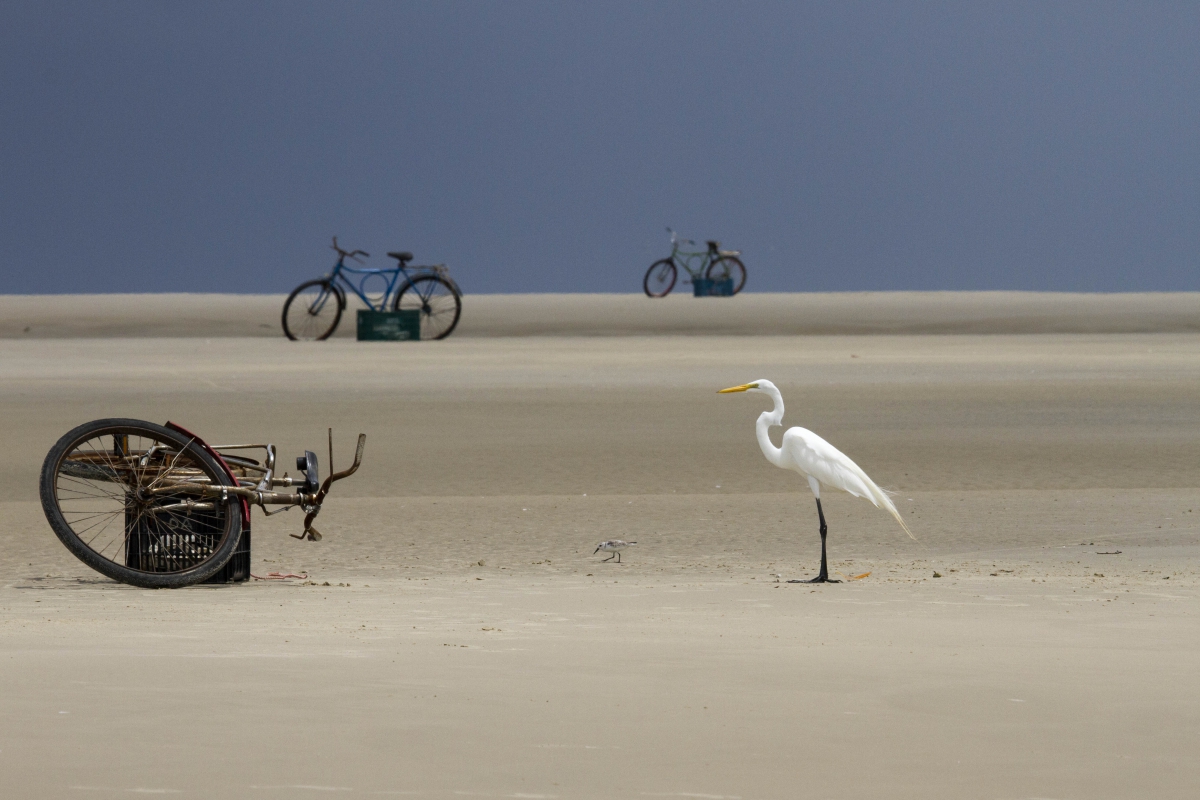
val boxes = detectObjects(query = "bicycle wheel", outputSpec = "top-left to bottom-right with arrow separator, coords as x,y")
40,419 -> 243,589
393,275 -> 462,340
643,259 -> 677,297
706,256 -> 747,295
282,279 -> 344,341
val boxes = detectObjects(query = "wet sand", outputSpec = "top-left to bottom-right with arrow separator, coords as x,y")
2,310 -> 1199,797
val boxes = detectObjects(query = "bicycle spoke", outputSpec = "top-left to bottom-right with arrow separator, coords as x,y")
395,276 -> 461,340
78,512 -> 124,546
85,515 -> 124,554
60,510 -> 120,526
284,281 -> 342,340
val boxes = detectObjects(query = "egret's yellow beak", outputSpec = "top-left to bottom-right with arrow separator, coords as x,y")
718,383 -> 757,393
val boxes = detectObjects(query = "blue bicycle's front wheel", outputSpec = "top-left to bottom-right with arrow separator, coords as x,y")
283,279 -> 344,341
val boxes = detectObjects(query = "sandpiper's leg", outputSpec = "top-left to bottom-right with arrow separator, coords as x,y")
791,499 -> 840,583
603,553 -> 615,562
616,552 -> 621,563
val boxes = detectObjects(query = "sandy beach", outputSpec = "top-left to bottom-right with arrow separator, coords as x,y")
4,290 -> 1200,338
2,294 -> 1199,798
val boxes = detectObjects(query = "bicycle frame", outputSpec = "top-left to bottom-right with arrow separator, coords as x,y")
327,258 -> 411,311
665,230 -> 716,281
165,426 -> 366,542
319,255 -> 461,311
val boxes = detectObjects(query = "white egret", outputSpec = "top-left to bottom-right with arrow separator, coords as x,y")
719,379 -> 913,583
594,540 -> 637,563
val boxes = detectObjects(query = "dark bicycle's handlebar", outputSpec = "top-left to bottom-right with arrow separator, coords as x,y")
300,429 -> 366,541
331,236 -> 369,263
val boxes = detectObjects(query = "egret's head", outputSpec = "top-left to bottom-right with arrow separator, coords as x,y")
718,379 -> 775,395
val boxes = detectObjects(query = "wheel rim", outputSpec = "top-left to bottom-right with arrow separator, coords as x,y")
708,257 -> 746,293
50,428 -> 235,575
645,261 -> 676,296
728,259 -> 746,292
397,277 -> 460,340
286,283 -> 340,340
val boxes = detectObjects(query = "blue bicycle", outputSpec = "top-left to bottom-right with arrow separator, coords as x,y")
282,237 -> 463,341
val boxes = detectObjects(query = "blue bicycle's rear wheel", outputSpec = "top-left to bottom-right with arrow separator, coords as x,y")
283,279 -> 344,340
705,256 -> 746,295
393,275 -> 462,340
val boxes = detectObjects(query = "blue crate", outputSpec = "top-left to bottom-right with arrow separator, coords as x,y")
692,277 -> 734,297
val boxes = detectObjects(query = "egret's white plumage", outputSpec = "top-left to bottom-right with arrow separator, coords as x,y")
720,379 -> 912,582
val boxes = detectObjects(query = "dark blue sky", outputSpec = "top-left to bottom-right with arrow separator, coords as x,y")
2,2 -> 1197,294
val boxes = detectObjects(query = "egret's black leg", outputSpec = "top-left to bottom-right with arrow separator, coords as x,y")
788,498 -> 840,584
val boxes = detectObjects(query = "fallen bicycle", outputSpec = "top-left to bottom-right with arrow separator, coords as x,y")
39,418 -> 364,589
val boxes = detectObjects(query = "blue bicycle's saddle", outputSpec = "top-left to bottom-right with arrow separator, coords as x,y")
387,251 -> 413,263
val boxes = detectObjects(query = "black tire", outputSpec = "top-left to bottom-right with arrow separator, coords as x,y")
393,274 -> 462,340
644,259 -> 677,297
706,256 -> 747,295
40,419 -> 243,589
283,279 -> 344,341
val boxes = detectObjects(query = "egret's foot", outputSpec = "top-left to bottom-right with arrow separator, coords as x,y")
787,576 -> 841,584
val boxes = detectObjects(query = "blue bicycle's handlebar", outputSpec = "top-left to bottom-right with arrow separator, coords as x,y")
331,236 -> 369,262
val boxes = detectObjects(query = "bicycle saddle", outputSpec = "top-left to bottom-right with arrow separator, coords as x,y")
387,251 -> 414,264
706,240 -> 721,250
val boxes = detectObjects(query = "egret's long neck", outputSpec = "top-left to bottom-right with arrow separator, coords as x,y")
756,387 -> 786,468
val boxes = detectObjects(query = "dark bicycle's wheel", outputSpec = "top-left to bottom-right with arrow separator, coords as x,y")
644,259 -> 677,297
705,256 -> 747,295
393,275 -> 462,340
282,279 -> 344,341
40,419 -> 243,589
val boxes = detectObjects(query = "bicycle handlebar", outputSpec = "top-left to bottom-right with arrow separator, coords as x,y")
300,429 -> 366,541
666,227 -> 695,246
331,236 -> 370,263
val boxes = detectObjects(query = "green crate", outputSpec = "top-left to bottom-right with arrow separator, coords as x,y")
356,309 -> 421,341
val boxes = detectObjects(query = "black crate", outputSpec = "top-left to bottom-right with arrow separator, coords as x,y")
124,497 -> 250,584
203,523 -> 250,584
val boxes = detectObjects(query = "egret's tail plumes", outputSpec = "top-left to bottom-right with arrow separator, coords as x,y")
802,434 -> 916,541
863,479 -> 915,541
829,452 -> 915,540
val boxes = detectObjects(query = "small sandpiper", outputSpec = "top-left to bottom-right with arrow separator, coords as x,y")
593,540 -> 637,563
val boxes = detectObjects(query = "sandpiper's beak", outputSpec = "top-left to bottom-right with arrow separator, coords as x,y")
718,383 -> 756,393
593,546 -> 600,554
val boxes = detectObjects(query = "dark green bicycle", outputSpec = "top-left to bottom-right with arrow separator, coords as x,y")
643,228 -> 747,297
